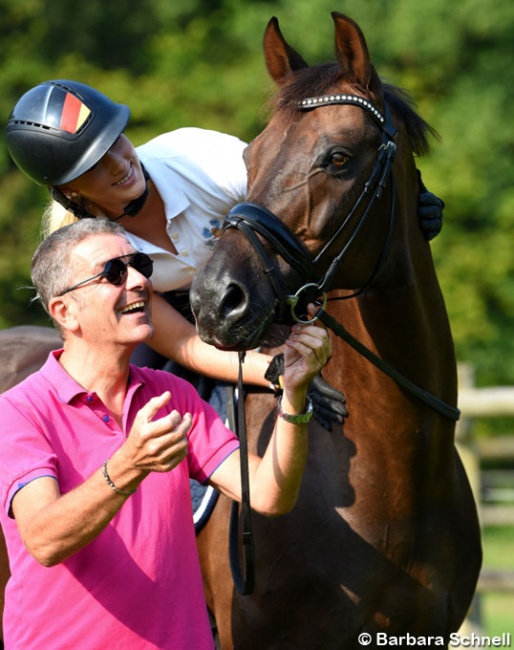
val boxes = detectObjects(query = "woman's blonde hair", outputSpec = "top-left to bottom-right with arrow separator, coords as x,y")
41,199 -> 81,238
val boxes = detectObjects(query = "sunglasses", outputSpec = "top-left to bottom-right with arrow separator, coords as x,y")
58,252 -> 154,296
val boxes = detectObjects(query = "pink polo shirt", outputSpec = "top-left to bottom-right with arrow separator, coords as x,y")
0,350 -> 239,649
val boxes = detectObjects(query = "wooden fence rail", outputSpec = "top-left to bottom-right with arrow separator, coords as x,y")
457,365 -> 514,599
458,386 -> 514,418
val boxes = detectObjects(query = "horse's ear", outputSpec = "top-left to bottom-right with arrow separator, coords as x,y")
331,12 -> 381,94
263,16 -> 309,85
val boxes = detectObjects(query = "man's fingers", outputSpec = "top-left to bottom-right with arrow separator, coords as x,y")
140,391 -> 172,423
131,392 -> 192,446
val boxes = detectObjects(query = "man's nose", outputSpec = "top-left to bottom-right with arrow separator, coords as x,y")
125,264 -> 150,290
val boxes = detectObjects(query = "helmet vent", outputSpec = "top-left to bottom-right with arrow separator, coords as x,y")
11,120 -> 52,131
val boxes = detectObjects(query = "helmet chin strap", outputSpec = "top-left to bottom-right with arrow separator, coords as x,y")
52,163 -> 151,221
111,164 -> 150,221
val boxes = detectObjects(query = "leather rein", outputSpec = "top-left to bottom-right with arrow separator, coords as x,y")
228,93 -> 460,596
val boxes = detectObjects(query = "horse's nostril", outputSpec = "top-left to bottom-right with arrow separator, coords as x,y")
220,283 -> 246,319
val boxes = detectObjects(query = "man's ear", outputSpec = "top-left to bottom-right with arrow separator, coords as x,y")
48,296 -> 81,334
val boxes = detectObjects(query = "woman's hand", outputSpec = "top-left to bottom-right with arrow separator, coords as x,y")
282,304 -> 331,395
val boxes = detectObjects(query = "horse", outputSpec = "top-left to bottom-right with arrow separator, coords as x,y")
190,12 -> 482,649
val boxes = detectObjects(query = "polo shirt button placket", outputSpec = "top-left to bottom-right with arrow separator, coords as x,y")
84,394 -> 116,431
97,411 -> 117,431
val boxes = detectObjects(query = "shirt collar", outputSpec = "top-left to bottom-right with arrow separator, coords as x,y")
40,349 -> 144,404
137,152 -> 190,221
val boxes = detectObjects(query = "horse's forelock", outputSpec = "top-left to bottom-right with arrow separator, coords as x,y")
267,63 -> 342,116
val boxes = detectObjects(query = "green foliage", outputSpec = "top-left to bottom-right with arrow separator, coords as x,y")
1,0 -> 514,389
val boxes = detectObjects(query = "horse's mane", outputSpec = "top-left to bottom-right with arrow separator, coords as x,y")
268,63 -> 438,157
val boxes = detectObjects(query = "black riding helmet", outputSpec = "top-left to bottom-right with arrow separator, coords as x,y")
6,80 -> 130,186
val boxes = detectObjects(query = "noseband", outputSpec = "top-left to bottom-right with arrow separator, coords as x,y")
224,94 -> 397,324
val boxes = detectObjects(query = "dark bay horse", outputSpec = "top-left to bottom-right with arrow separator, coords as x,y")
190,12 -> 481,649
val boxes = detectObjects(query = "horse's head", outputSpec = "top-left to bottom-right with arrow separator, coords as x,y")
191,12 -> 433,350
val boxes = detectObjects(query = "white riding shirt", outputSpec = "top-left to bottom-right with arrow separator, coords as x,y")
126,127 -> 248,293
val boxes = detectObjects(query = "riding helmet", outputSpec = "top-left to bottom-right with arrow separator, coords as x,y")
5,80 -> 130,186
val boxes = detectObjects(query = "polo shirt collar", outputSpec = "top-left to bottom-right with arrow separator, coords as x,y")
137,152 -> 189,222
40,349 -> 144,404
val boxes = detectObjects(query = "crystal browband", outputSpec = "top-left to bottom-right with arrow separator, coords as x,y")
298,94 -> 385,126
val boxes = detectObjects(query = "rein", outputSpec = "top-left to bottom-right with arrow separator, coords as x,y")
316,309 -> 460,421
229,352 -> 256,595
227,92 -> 459,596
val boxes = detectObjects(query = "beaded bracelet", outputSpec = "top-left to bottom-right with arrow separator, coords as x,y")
102,460 -> 137,496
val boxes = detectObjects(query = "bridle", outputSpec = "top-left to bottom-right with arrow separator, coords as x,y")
228,92 -> 459,597
223,91 -> 459,421
224,93 -> 398,325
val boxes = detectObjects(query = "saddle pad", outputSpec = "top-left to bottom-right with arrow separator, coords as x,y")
191,479 -> 220,534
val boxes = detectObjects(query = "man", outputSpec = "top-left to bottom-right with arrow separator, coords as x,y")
0,218 -> 331,649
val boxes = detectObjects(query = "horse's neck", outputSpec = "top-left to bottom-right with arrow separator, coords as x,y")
325,257 -> 457,436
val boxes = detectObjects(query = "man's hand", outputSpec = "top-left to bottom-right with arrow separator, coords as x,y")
123,391 -> 190,473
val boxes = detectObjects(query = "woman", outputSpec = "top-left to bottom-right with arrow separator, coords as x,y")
6,79 -> 440,417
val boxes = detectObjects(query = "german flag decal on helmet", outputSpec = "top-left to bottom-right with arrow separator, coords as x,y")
60,93 -> 91,134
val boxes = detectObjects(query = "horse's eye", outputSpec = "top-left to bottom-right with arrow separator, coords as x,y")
323,150 -> 350,174
330,152 -> 350,167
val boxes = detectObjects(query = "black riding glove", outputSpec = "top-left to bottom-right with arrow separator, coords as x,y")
417,169 -> 444,241
265,353 -> 347,431
307,373 -> 347,430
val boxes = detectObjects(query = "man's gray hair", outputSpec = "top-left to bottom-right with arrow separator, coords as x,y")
32,218 -> 127,314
